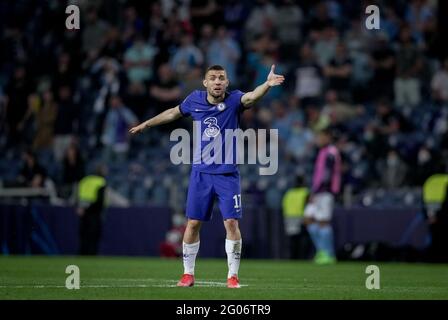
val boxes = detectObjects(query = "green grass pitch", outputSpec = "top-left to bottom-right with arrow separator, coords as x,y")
0,256 -> 447,300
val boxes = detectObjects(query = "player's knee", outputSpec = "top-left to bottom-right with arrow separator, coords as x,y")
224,219 -> 239,233
187,219 -> 202,231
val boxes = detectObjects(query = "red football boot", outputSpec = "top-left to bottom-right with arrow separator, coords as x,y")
177,274 -> 195,287
227,276 -> 241,288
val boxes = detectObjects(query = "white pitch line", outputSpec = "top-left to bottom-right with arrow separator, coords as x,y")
0,281 -> 248,289
94,278 -> 256,282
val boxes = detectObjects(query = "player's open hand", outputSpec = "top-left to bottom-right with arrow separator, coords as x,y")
129,123 -> 146,134
266,65 -> 285,87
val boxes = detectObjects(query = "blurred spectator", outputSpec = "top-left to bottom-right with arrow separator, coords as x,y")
119,5 -> 144,47
146,2 -> 165,46
223,0 -> 249,41
53,85 -> 79,161
60,28 -> 83,72
17,93 -> 40,148
181,66 -> 203,99
282,175 -> 311,259
361,121 -> 388,165
0,99 -> 5,149
100,27 -> 125,61
160,0 -> 190,21
190,0 -> 222,32
426,182 -> 448,262
90,56 -> 123,147
405,0 -> 435,46
77,164 -> 107,255
206,26 -> 241,83
293,43 -> 323,107
249,33 -> 279,59
381,6 -> 401,42
256,107 -> 273,129
307,1 -> 334,35
239,107 -> 260,131
1,24 -> 30,67
376,99 -> 413,136
285,119 -> 314,162
170,33 -> 203,80
344,18 -> 371,55
198,24 -> 215,55
439,130 -> 448,172
431,58 -> 448,104
274,0 -> 304,60
91,56 -> 122,113
160,212 -> 187,258
32,88 -> 57,153
282,96 -> 307,133
4,66 -> 33,149
124,34 -> 157,88
244,0 -> 277,43
420,8 -> 441,60
101,95 -> 138,163
344,18 -> 373,102
271,100 -> 291,142
82,6 -> 109,69
61,140 -> 85,199
377,149 -> 408,189
324,43 -> 352,98
321,90 -> 363,128
306,105 -> 330,133
149,64 -> 182,115
52,52 -> 76,92
156,14 -> 183,67
313,26 -> 339,67
17,149 -> 46,188
370,35 -> 396,100
412,145 -> 438,186
394,25 -> 423,108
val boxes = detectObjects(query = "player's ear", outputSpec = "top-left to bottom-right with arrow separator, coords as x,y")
203,79 -> 207,88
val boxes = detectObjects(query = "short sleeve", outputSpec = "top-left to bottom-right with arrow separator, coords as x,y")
179,92 -> 195,117
233,90 -> 246,109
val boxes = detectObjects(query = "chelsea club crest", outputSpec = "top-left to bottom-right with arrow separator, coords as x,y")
217,102 -> 226,111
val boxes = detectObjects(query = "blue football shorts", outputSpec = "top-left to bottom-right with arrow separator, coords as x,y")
185,170 -> 242,221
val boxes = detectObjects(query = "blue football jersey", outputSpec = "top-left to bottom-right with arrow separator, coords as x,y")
179,90 -> 245,174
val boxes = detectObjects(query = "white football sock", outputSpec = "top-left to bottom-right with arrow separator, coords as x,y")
183,241 -> 200,275
225,239 -> 242,279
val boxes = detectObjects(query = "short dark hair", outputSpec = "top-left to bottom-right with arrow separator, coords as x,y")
205,65 -> 225,75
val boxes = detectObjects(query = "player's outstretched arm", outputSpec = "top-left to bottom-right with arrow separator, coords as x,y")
129,105 -> 182,134
241,64 -> 285,108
